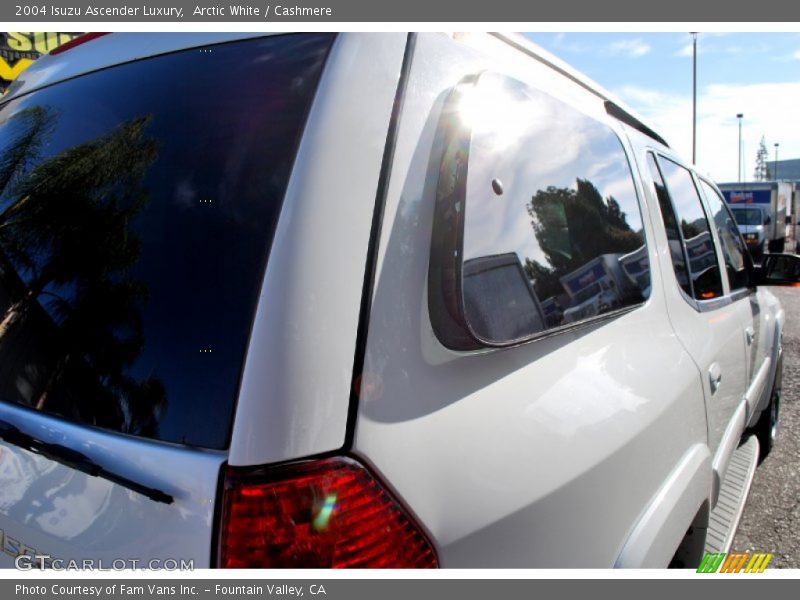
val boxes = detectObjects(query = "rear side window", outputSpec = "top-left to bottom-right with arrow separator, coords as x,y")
0,34 -> 334,449
647,153 -> 692,297
429,72 -> 650,349
699,180 -> 748,292
650,155 -> 723,301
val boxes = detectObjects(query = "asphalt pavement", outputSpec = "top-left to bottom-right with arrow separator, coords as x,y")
733,286 -> 800,567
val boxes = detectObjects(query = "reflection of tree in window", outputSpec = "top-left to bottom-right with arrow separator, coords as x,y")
0,111 -> 166,435
523,178 -> 644,301
0,106 -> 54,196
680,219 -> 704,240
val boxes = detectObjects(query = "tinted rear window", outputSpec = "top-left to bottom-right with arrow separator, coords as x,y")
0,34 -> 333,449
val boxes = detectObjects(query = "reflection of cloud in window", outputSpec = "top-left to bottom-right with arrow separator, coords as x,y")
466,208 -> 549,266
463,111 -> 587,263
174,180 -> 196,208
583,142 -> 634,183
598,174 -> 638,207
463,118 -> 639,266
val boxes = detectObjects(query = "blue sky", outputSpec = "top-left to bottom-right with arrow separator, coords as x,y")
524,32 -> 800,182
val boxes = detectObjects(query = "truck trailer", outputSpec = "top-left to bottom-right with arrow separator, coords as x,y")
718,181 -> 790,256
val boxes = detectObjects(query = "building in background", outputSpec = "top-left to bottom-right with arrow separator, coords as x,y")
1,32 -> 82,94
770,158 -> 800,182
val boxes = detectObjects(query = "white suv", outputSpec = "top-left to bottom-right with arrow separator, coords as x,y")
0,32 -> 797,569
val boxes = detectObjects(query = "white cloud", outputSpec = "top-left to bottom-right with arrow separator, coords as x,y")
674,43 -> 695,58
607,38 -> 651,58
615,81 -> 800,183
773,49 -> 800,62
673,34 -> 754,58
674,34 -> 772,60
549,33 -> 591,55
725,43 -> 769,55
550,35 -> 652,58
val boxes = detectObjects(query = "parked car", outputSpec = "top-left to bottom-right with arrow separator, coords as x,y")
0,32 -> 798,569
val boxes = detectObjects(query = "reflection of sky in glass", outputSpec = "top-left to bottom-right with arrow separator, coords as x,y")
657,158 -> 723,299
700,180 -> 746,276
658,158 -> 710,234
461,74 -> 642,267
438,72 -> 652,344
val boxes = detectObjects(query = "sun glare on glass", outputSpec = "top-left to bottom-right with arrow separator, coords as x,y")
456,77 -> 535,150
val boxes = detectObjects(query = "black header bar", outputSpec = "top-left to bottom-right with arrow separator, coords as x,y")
3,0 -> 799,22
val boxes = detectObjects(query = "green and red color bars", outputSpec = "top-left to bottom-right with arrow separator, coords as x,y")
697,552 -> 773,573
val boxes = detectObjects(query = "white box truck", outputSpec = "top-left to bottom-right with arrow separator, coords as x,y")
719,181 -> 790,256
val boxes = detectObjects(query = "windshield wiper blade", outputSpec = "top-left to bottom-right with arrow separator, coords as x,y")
0,419 -> 173,504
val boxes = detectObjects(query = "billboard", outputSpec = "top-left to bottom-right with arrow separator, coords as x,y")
1,32 -> 83,94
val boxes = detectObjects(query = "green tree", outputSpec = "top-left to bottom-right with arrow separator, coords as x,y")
754,136 -> 769,181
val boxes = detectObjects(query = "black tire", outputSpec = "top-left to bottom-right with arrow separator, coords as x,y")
754,354 -> 782,463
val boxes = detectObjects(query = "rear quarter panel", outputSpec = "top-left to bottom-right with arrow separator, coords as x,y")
352,33 -> 708,567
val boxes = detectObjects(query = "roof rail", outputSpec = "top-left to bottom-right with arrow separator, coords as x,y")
605,101 -> 670,148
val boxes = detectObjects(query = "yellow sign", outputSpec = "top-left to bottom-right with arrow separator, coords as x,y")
1,32 -> 83,91
0,56 -> 34,82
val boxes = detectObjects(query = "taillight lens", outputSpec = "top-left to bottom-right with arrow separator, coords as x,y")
218,456 -> 438,568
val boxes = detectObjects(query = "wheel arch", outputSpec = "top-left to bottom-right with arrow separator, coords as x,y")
615,443 -> 712,568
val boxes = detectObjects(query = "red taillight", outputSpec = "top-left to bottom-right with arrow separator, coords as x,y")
217,456 -> 438,568
50,32 -> 110,56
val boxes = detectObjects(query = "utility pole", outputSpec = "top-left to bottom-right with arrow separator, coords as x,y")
774,143 -> 780,180
737,113 -> 743,183
692,33 -> 697,164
